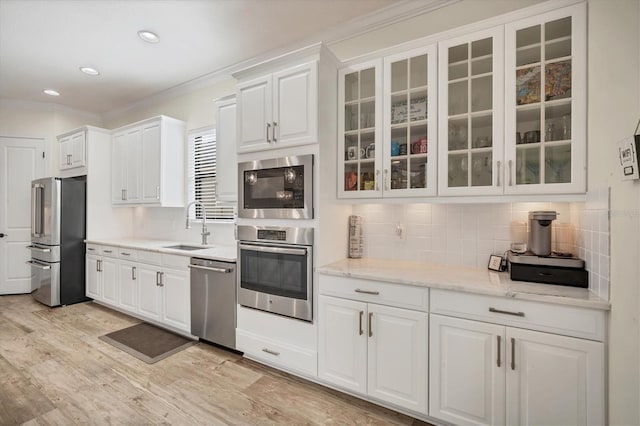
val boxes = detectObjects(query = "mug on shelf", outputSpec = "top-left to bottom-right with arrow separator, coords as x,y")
347,146 -> 357,160
391,140 -> 400,156
411,138 -> 428,154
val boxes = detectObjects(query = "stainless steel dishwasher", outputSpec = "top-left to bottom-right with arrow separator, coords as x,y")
189,257 -> 237,350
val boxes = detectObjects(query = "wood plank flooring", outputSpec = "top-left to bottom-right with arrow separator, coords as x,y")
0,295 -> 432,425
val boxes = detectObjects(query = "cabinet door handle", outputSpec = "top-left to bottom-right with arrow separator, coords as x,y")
266,123 -> 271,143
508,160 -> 513,186
497,335 -> 502,367
124,189 -> 127,200
375,169 -> 380,191
355,289 -> 379,295
489,307 -> 525,317
368,312 -> 373,338
156,271 -> 161,286
156,186 -> 160,200
358,311 -> 364,336
272,121 -> 278,142
511,337 -> 516,370
262,348 -> 280,356
67,154 -> 72,165
132,266 -> 136,281
496,160 -> 502,186
384,169 -> 389,191
97,259 -> 102,272
121,189 -> 125,201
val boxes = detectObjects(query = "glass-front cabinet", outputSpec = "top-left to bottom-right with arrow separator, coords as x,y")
338,47 -> 437,199
438,27 -> 505,196
505,3 -> 586,194
338,60 -> 382,198
383,46 -> 437,197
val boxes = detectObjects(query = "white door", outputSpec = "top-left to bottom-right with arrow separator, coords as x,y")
506,327 -> 604,426
161,268 -> 190,332
70,131 -> 85,168
237,75 -> 272,152
0,136 -> 45,294
125,128 -> 141,203
272,61 -> 317,147
429,314 -> 506,426
85,255 -> 101,299
140,122 -> 161,203
318,295 -> 367,394
118,262 -> 137,313
111,132 -> 127,204
137,265 -> 162,321
215,98 -> 237,202
367,303 -> 428,414
101,258 -> 118,305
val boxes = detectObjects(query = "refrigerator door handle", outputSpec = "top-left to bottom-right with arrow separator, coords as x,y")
27,245 -> 51,253
32,183 -> 44,237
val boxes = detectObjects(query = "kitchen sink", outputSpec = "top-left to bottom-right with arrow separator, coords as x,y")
163,244 -> 210,251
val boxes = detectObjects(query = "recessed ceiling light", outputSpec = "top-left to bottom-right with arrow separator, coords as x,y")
43,89 -> 60,96
138,30 -> 159,43
80,66 -> 100,76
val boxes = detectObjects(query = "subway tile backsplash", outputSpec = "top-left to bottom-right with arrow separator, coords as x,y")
351,191 -> 610,300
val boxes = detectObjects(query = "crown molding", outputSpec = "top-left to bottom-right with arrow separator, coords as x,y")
104,0 -> 458,121
0,98 -> 103,122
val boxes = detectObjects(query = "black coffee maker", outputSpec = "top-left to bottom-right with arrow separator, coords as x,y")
507,211 -> 587,288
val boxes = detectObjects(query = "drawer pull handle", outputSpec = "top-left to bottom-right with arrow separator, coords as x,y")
511,337 -> 516,370
489,307 -> 525,317
262,348 -> 280,356
87,248 -> 95,251
358,311 -> 364,336
103,250 -> 113,254
355,289 -> 379,295
121,252 -> 130,256
497,335 -> 501,367
538,272 -> 552,276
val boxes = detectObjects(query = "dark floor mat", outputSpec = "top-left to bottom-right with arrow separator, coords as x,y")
99,322 -> 196,364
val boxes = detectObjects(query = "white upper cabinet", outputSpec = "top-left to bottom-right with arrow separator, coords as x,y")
438,27 -> 505,196
338,59 -> 383,198
504,3 -> 586,194
214,96 -> 238,203
111,116 -> 185,207
338,45 -> 437,199
58,130 -> 86,171
236,61 -> 318,153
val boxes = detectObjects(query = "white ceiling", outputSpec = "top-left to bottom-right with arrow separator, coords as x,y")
0,0 -> 424,114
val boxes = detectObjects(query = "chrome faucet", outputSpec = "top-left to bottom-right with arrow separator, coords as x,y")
185,201 -> 210,245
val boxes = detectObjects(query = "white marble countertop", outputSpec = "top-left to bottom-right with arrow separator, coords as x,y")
85,238 -> 237,263
317,258 -> 610,311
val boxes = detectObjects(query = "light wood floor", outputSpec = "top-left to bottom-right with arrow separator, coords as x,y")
0,295 -> 432,425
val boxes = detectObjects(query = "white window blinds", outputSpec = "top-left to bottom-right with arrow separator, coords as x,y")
187,127 -> 235,221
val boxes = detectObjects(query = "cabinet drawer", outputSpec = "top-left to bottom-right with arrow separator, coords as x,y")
86,244 -> 100,254
118,248 -> 138,261
137,250 -> 162,265
236,329 -> 317,377
161,253 -> 189,270
430,289 -> 605,341
318,274 -> 428,312
99,246 -> 117,258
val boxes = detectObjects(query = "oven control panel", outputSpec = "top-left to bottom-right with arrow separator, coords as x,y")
257,229 -> 287,241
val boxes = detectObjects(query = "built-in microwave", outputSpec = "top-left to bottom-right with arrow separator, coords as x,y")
238,154 -> 313,219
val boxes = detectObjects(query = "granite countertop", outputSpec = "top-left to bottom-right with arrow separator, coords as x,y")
85,238 -> 237,263
317,258 -> 610,311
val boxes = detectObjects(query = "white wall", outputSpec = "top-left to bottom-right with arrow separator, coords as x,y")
587,1 -> 640,424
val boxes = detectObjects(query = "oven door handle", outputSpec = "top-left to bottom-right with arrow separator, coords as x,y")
26,260 -> 51,270
239,243 -> 308,257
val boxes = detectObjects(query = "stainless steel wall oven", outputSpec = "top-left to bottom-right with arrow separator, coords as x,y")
237,226 -> 313,322
238,154 -> 313,219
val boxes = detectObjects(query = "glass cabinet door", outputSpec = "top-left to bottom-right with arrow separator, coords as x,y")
383,45 -> 437,197
438,27 -> 504,196
505,4 -> 586,194
338,60 -> 382,198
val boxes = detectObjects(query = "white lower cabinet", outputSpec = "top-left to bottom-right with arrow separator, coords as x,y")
86,245 -> 190,334
318,294 -> 428,414
118,262 -> 138,312
429,313 -> 604,426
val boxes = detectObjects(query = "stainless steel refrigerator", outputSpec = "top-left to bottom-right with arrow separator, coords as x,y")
28,176 -> 87,307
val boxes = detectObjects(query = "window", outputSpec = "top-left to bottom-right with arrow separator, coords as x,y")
187,127 -> 235,221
